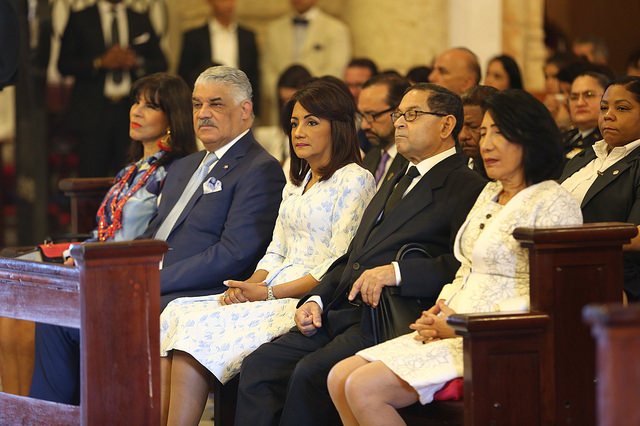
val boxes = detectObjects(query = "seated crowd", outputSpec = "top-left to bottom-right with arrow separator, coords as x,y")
4,34 -> 640,426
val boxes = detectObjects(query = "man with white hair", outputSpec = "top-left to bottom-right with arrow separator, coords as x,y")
30,66 -> 285,404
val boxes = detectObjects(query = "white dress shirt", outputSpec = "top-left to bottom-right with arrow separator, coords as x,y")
309,146 -> 457,310
209,18 -> 238,69
561,138 -> 640,204
98,0 -> 130,98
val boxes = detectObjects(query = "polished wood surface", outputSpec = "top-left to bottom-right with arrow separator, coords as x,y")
584,303 -> 640,426
0,239 -> 167,425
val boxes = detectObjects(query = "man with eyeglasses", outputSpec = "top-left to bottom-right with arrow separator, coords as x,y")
235,83 -> 486,426
359,75 -> 410,188
564,71 -> 608,159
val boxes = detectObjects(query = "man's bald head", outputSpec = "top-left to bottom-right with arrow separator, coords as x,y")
428,47 -> 481,94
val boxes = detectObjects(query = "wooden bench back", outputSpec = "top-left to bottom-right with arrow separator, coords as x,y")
584,303 -> 640,426
447,222 -> 636,426
59,177 -> 114,234
0,239 -> 166,425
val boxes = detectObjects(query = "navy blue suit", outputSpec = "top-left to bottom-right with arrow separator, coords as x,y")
30,130 -> 286,404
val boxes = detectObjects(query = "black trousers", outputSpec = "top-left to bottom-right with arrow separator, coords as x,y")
235,308 -> 374,426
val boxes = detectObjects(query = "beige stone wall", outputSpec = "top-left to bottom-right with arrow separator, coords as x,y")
165,0 -> 544,89
502,0 -> 546,91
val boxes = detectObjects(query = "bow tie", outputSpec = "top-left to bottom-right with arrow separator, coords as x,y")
292,16 -> 309,25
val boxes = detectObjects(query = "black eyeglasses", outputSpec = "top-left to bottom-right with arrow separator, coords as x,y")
391,110 -> 447,122
357,107 -> 395,123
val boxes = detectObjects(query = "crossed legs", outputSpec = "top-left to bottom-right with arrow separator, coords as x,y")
327,355 -> 419,426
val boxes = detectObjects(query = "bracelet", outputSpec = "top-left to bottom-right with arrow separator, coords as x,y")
266,286 -> 276,301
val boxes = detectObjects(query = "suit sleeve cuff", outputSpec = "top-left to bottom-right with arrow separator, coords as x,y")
307,295 -> 323,312
392,261 -> 401,286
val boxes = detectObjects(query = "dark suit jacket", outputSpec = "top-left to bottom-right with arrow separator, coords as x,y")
362,148 -> 409,187
303,153 -> 486,332
58,5 -> 166,121
563,127 -> 602,158
560,146 -> 640,300
178,23 -> 260,110
142,131 -> 285,297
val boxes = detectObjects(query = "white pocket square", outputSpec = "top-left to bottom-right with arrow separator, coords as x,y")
203,177 -> 222,194
132,32 -> 150,45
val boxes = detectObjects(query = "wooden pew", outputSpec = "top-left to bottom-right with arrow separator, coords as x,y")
583,302 -> 640,426
0,239 -> 166,425
59,177 -> 114,235
399,222 -> 636,426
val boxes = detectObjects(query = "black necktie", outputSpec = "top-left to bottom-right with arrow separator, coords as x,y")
382,166 -> 420,220
111,7 -> 123,83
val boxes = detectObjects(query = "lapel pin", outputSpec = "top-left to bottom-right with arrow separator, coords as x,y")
223,165 -> 229,169
597,170 -> 604,176
613,170 -> 619,175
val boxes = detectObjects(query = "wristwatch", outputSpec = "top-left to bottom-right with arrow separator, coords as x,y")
266,286 -> 276,301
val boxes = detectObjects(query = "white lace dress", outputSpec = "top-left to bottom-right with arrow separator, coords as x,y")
357,180 -> 582,404
160,163 -> 375,383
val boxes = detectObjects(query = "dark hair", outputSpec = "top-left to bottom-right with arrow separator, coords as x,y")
282,79 -> 364,186
277,64 -> 312,90
572,71 -> 609,91
573,36 -> 609,63
627,49 -> 640,71
545,52 -> 577,70
406,66 -> 432,84
561,62 -> 615,83
483,89 -> 563,184
461,85 -> 498,110
347,58 -> 378,76
605,75 -> 640,103
362,74 -> 411,109
406,83 -> 464,143
129,73 -> 197,166
488,55 -> 523,89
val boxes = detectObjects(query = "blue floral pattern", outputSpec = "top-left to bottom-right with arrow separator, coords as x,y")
94,151 -> 167,242
160,163 -> 375,383
358,180 -> 582,404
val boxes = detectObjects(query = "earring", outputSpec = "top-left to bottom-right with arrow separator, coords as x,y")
158,128 -> 172,151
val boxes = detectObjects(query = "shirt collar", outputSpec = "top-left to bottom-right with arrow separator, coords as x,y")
593,138 -> 640,159
406,146 -> 457,177
210,18 -> 237,33
384,143 -> 397,159
295,6 -> 319,21
99,0 -> 125,13
209,128 -> 250,160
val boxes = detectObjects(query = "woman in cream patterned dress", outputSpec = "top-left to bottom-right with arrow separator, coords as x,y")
327,90 -> 583,426
160,79 -> 375,425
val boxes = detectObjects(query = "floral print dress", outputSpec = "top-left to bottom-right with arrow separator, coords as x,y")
160,163 -> 375,383
357,180 -> 582,404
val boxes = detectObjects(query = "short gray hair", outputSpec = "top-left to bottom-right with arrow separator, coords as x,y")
194,66 -> 253,104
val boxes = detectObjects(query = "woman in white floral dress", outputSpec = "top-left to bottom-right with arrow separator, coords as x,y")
160,79 -> 376,425
327,89 -> 583,426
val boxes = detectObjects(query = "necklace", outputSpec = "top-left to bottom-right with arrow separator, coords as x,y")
96,158 -> 160,241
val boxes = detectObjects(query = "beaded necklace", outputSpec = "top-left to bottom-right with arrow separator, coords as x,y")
96,156 -> 161,241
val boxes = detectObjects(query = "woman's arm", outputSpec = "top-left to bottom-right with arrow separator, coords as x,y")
223,273 -> 319,304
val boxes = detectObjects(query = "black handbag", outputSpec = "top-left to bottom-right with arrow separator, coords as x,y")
369,243 -> 431,345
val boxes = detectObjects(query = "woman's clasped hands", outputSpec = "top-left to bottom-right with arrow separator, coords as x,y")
410,299 -> 457,343
220,280 -> 269,305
